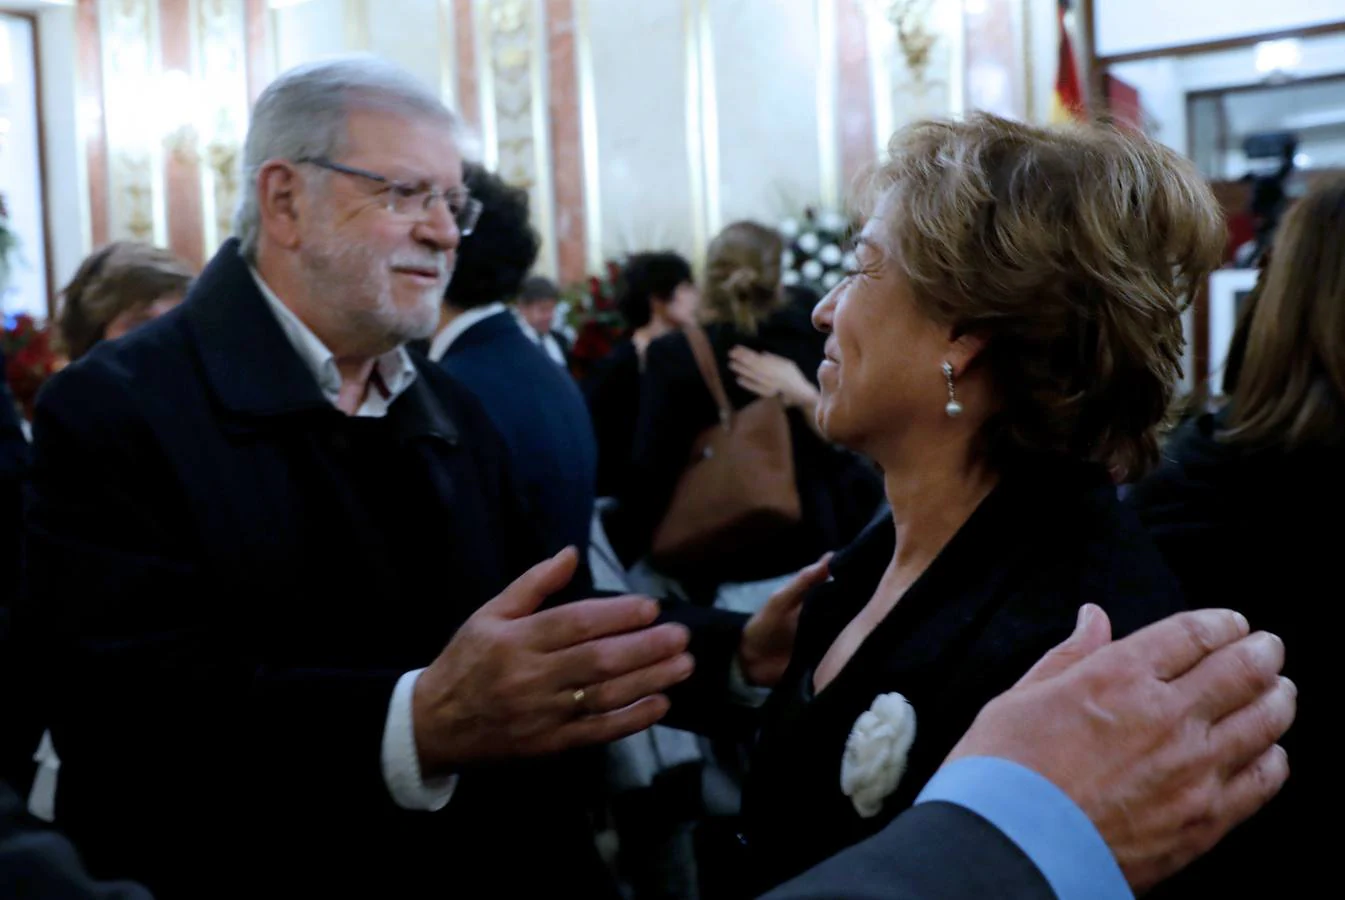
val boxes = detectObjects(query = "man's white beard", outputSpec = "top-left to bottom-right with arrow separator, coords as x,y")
303,235 -> 449,348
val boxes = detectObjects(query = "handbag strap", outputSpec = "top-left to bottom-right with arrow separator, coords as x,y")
683,324 -> 733,426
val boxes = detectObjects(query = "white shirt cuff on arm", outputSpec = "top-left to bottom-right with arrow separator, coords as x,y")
727,655 -> 772,707
381,668 -> 458,811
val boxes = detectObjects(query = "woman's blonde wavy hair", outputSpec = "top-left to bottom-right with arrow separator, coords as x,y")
701,221 -> 786,334
861,113 -> 1226,480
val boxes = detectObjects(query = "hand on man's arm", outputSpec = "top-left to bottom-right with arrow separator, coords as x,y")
767,606 -> 1294,900
946,604 -> 1294,894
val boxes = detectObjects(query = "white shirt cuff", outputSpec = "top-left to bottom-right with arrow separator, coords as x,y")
381,668 -> 458,811
727,655 -> 772,707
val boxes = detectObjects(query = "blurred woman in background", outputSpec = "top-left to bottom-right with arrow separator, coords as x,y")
612,222 -> 882,602
585,252 -> 700,499
1128,174 -> 1345,898
57,242 -> 193,360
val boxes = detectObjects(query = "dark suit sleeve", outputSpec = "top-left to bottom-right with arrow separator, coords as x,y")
763,801 -> 1054,900
0,781 -> 152,900
25,364 -> 403,822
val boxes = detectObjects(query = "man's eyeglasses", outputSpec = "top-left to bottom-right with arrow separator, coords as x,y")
296,157 -> 482,236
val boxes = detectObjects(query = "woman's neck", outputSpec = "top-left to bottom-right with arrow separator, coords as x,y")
632,316 -> 677,356
882,445 -> 999,574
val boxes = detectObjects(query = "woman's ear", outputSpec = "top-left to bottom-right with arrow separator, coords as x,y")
945,329 -> 989,378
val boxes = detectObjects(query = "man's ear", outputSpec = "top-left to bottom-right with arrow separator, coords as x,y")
256,161 -> 304,251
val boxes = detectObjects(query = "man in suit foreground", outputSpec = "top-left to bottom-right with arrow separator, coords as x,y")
428,165 -> 596,558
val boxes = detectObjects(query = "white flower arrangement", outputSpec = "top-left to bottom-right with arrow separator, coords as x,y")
840,692 -> 917,819
778,206 -> 854,297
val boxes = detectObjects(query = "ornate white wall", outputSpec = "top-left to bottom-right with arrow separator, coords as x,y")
584,0 -> 695,259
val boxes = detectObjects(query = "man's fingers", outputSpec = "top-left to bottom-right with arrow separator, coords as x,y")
1207,676 -> 1296,777
554,623 -> 691,686
547,696 -> 673,753
529,595 -> 661,651
481,547 -> 580,620
576,652 -> 696,715
1015,604 -> 1112,687
1124,609 -> 1251,682
1214,744 -> 1290,845
1176,631 -> 1284,723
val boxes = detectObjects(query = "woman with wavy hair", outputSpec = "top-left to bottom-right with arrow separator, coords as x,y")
1128,174 -> 1344,898
56,242 -> 193,360
716,113 -> 1228,896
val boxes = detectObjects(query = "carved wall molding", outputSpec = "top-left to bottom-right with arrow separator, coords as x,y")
476,0 -> 557,276
100,0 -> 163,244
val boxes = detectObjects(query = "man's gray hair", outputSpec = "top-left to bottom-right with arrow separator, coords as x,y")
233,55 -> 459,262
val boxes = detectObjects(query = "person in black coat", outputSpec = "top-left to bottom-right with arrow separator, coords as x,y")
610,222 -> 883,593
720,115 -> 1224,895
1128,175 -> 1345,898
0,350 -> 32,790
20,58 -> 747,898
584,251 -> 701,499
0,780 -> 151,900
428,165 -> 596,558
3,243 -> 194,804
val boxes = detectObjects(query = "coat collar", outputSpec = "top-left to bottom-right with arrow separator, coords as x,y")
183,239 -> 458,445
445,308 -> 526,351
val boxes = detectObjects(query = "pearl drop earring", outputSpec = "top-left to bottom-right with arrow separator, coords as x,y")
942,361 -> 963,418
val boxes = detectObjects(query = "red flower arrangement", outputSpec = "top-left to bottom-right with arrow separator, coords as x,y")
562,258 -> 627,382
2,313 -> 62,420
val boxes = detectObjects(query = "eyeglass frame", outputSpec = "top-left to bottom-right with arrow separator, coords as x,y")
294,156 -> 482,236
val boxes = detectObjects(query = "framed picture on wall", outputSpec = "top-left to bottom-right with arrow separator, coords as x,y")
1207,268 -> 1260,393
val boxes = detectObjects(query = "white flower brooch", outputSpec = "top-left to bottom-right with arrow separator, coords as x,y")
840,692 -> 917,818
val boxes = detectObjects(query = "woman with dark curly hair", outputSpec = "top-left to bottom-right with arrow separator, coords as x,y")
584,252 -> 699,499
722,113 -> 1227,896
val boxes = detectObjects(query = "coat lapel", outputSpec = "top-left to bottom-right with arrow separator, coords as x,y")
182,239 -> 332,420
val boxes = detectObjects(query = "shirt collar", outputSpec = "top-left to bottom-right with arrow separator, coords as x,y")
513,309 -> 543,342
428,302 -> 507,362
248,266 -> 417,418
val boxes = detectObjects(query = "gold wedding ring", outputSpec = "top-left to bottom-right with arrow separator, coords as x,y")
572,688 -> 587,711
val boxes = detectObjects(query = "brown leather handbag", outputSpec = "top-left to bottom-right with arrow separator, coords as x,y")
650,325 -> 802,574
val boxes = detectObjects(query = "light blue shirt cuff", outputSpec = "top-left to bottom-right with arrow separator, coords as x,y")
916,757 -> 1132,900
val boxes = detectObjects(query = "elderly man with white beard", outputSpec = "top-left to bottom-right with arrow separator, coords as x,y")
22,57 -> 782,899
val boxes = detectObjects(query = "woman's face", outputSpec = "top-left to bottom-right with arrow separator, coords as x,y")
655,281 -> 701,328
811,203 -> 958,456
105,292 -> 184,343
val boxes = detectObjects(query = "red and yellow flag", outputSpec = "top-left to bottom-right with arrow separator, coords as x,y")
1051,0 -> 1086,123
